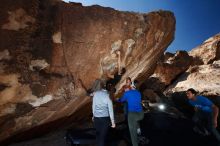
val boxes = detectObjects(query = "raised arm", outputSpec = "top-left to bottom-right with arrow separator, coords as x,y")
116,51 -> 121,75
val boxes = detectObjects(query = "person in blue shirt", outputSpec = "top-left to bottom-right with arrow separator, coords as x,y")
118,86 -> 144,146
186,88 -> 220,143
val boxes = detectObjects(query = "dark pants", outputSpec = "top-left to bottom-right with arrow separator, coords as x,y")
94,117 -> 111,146
123,102 -> 128,120
128,111 -> 144,146
193,110 -> 220,142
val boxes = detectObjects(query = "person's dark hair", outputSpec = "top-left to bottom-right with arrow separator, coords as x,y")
120,67 -> 126,75
133,79 -> 139,88
106,82 -> 112,91
187,88 -> 197,95
133,80 -> 138,84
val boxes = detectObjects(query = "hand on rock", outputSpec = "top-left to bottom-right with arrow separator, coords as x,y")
116,50 -> 120,55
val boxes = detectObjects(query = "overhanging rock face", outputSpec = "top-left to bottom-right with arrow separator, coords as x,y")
0,0 -> 175,142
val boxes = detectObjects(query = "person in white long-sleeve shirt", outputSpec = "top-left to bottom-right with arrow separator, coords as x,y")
92,81 -> 115,146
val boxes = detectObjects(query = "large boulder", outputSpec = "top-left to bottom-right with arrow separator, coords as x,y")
142,89 -> 161,103
140,77 -> 166,102
189,33 -> 220,65
152,50 -> 193,85
140,51 -> 192,101
165,60 -> 220,96
0,0 -> 175,143
165,33 -> 220,96
142,34 -> 220,104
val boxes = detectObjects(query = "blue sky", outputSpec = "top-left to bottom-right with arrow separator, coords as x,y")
63,0 -> 220,52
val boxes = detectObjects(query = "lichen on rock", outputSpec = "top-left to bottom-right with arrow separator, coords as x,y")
2,8 -> 35,31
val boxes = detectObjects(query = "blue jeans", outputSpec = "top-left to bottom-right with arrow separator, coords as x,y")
193,110 -> 220,142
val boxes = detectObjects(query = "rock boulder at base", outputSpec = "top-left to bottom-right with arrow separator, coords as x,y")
165,60 -> 220,96
151,50 -> 193,85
